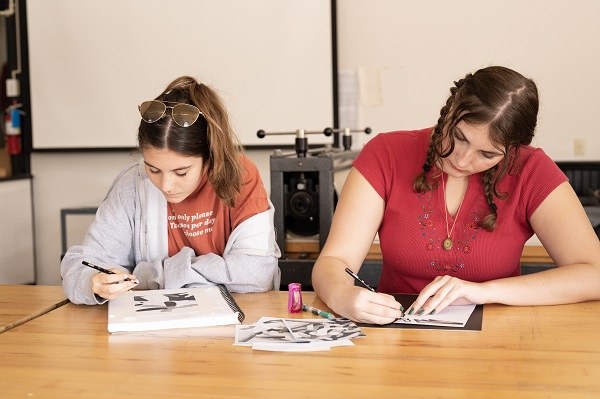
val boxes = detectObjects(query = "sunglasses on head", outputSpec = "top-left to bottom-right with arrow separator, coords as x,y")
138,100 -> 203,127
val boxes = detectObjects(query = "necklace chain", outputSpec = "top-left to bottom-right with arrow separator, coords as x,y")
441,172 -> 467,251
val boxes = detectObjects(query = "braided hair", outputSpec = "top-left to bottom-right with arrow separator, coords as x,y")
413,66 -> 539,231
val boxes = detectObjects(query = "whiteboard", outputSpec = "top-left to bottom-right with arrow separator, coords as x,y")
337,0 -> 600,160
27,0 -> 334,149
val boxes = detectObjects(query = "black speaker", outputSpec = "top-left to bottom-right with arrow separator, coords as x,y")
285,172 -> 320,236
270,153 -> 336,252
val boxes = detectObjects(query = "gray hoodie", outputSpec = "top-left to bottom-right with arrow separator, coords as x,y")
61,160 -> 281,305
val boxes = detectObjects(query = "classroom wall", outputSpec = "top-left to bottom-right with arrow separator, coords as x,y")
337,0 -> 600,159
30,1 -> 600,285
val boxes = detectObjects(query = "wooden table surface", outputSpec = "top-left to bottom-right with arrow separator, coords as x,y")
1,289 -> 599,398
0,284 -> 68,333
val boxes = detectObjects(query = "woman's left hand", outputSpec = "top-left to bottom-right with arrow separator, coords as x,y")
407,275 -> 488,316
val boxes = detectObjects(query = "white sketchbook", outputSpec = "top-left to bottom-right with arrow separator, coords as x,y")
107,285 -> 244,333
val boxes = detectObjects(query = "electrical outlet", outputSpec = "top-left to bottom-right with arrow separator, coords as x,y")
574,138 -> 585,156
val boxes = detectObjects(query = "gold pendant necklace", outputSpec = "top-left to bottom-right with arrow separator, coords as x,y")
441,172 -> 467,251
442,237 -> 454,251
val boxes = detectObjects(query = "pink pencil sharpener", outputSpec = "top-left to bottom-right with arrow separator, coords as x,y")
288,283 -> 303,313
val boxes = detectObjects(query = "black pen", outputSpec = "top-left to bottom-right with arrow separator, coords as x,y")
345,268 -> 375,292
82,261 -> 132,282
345,267 -> 405,317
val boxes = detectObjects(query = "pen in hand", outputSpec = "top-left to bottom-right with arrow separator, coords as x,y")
345,268 -> 405,317
345,268 -> 376,292
82,261 -> 136,283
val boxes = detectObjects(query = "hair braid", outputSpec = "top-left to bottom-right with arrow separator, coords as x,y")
413,77 -> 467,192
413,135 -> 438,192
479,166 -> 499,231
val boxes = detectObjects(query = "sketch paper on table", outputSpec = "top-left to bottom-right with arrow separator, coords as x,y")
394,304 -> 476,328
234,317 -> 363,352
283,318 -> 366,341
234,317 -> 297,346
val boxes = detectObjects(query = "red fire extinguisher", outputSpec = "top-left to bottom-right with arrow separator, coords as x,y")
5,103 -> 21,155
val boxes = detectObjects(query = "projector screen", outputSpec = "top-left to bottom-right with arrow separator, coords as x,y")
26,0 -> 334,149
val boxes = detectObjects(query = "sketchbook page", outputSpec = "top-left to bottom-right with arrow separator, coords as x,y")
394,304 -> 476,328
108,286 -> 240,333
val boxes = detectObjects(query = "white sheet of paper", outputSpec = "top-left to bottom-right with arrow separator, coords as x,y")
394,304 -> 476,328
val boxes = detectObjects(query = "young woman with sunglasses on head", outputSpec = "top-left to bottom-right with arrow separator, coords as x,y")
312,66 -> 600,324
61,76 -> 280,304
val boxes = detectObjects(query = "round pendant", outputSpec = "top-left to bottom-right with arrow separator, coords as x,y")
442,238 -> 453,251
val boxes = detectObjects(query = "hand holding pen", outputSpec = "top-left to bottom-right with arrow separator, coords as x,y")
345,267 -> 405,318
83,261 -> 135,282
83,261 -> 138,300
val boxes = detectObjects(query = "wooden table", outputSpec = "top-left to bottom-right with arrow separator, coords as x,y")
1,288 -> 599,398
0,284 -> 68,333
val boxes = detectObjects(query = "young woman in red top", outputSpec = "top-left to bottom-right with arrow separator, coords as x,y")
312,66 -> 600,324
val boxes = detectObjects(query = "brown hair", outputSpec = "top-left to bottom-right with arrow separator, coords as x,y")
413,66 -> 539,231
137,76 -> 244,207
